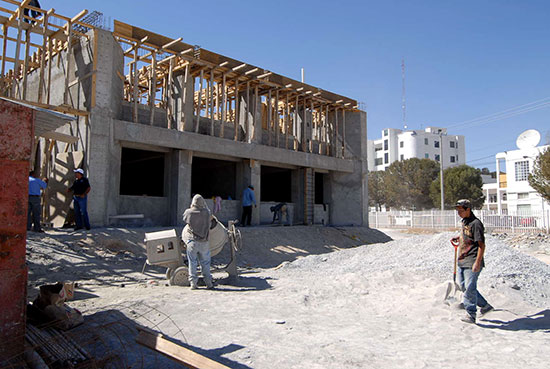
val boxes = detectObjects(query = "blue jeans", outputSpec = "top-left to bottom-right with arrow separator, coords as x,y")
457,266 -> 489,316
186,239 -> 212,286
73,195 -> 90,229
27,196 -> 42,231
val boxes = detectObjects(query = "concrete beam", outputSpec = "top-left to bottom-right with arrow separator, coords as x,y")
113,120 -> 354,173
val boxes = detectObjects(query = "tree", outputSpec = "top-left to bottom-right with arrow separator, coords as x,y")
528,147 -> 550,202
430,165 -> 484,209
384,158 -> 439,210
368,171 -> 388,211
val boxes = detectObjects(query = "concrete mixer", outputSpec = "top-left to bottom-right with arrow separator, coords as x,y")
143,217 -> 242,286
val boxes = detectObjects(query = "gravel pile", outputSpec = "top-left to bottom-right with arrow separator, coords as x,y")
492,232 -> 550,253
280,232 -> 550,308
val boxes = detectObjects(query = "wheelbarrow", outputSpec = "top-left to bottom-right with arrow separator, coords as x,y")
143,218 -> 242,286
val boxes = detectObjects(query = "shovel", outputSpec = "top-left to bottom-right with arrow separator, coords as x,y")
444,238 -> 461,301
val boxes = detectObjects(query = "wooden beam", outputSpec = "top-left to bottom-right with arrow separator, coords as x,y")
267,89 -> 272,146
234,78 -> 239,141
209,70 -> 213,134
221,72 -> 226,138
180,63 -> 189,131
63,20 -> 72,105
195,68 -> 203,133
149,52 -> 157,125
136,329 -> 230,369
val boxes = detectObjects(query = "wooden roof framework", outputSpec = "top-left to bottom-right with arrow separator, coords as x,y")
0,0 -> 93,117
114,20 -> 358,158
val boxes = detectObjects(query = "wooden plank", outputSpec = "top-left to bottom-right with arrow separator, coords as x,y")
149,52 -> 157,125
180,63 -> 189,131
253,84 -> 258,142
1,23 -> 7,79
209,70 -> 213,134
37,12 -> 49,103
46,37 -> 52,104
167,58 -> 174,128
195,68 -> 203,133
12,9 -> 23,97
342,108 -> 346,158
335,107 -> 339,158
275,89 -> 279,148
294,95 -> 299,151
136,330 -> 230,369
63,20 -> 73,105
234,78 -> 239,141
285,94 -> 289,149
40,131 -> 78,144
221,72 -> 226,138
267,89 -> 271,146
22,29 -> 30,99
132,44 -> 138,122
245,81 -> 250,142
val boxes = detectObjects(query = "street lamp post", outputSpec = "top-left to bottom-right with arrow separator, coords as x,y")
439,132 -> 444,211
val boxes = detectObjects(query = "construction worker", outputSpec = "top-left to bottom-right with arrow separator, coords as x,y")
28,171 -> 48,232
241,185 -> 256,226
182,194 -> 213,290
453,199 -> 493,324
23,0 -> 42,24
67,168 -> 91,230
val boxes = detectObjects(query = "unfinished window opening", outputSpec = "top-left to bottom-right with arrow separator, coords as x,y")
191,157 -> 236,199
261,166 -> 291,202
315,172 -> 325,204
120,148 -> 165,196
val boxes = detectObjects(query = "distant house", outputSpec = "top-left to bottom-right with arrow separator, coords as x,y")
367,127 -> 466,171
482,142 -> 550,214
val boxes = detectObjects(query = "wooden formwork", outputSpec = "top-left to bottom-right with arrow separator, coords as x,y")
0,0 -> 91,117
112,20 -> 357,158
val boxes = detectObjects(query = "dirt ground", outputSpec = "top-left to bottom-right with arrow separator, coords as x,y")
25,226 -> 550,369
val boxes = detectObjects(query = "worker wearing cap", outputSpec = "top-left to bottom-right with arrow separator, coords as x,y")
67,168 -> 91,230
28,171 -> 48,232
453,199 -> 493,324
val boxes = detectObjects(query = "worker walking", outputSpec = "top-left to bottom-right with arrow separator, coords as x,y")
182,194 -> 213,290
67,168 -> 91,230
241,185 -> 256,226
453,199 -> 493,324
28,171 -> 48,232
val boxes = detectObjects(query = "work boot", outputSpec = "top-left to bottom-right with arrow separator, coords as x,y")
480,304 -> 494,315
460,313 -> 476,324
190,282 -> 198,290
205,278 -> 214,290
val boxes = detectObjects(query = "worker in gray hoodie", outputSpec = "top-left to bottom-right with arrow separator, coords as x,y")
182,194 -> 213,289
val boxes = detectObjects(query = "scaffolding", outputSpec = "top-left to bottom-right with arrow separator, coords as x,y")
0,0 -> 92,116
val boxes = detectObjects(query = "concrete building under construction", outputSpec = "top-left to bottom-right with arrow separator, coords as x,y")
0,0 -> 368,228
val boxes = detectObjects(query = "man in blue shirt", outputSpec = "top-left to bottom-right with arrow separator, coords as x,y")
28,171 -> 48,232
241,185 -> 256,226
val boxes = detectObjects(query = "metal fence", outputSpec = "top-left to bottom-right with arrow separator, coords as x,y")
369,209 -> 550,234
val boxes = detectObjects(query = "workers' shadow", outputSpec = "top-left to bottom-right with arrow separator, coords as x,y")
70,309 -> 253,369
215,275 -> 273,292
477,310 -> 550,332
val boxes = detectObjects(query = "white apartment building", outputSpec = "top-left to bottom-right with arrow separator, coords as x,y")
483,143 -> 550,214
367,127 -> 466,171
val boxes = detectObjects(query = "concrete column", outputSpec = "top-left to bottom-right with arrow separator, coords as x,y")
169,149 -> 192,225
291,168 -> 304,224
87,29 -> 125,226
328,110 -> 368,226
250,89 -> 262,144
179,73 -> 195,132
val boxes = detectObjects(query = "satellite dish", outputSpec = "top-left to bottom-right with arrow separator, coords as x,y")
516,129 -> 541,149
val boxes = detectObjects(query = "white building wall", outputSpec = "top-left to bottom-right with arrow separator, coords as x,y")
483,144 -> 550,214
367,126 -> 466,171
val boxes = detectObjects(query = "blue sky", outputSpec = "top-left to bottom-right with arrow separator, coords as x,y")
48,0 -> 550,170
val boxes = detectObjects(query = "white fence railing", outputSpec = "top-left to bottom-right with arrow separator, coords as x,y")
369,209 -> 550,234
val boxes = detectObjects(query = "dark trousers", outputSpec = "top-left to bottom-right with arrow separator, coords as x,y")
27,196 -> 42,231
74,195 -> 91,229
241,206 -> 252,226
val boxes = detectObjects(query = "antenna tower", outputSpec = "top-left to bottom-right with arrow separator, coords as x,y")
402,58 -> 407,130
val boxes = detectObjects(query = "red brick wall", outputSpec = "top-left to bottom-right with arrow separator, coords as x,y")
0,100 -> 33,362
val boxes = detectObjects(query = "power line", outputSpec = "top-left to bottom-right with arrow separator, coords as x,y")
446,96 -> 550,130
